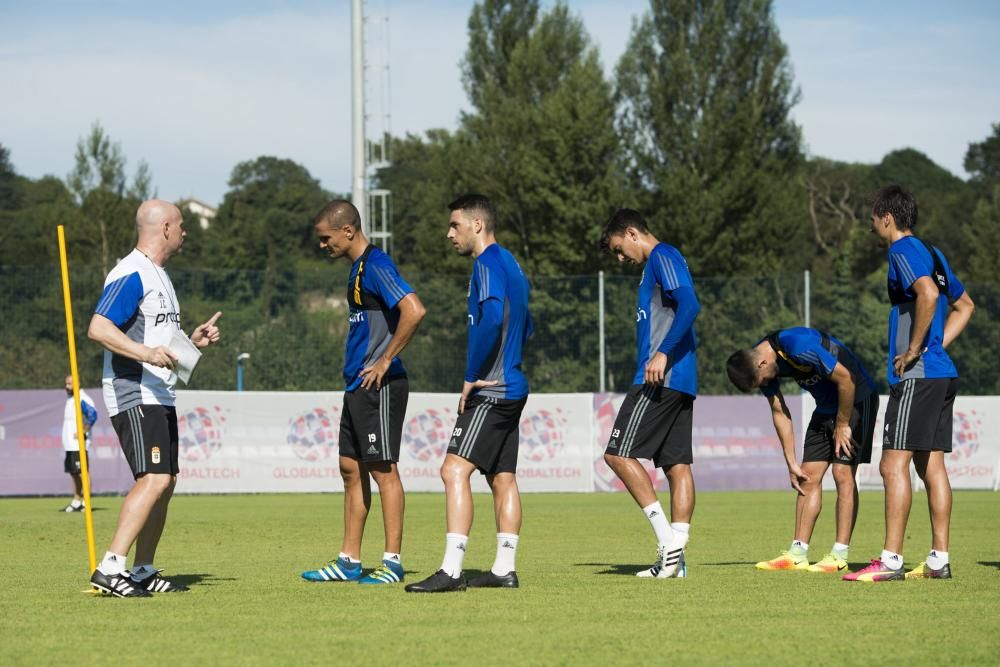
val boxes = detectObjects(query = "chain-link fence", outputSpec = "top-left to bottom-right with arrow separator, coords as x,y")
2,263 -> 997,395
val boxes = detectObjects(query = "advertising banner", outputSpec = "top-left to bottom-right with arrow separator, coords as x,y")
3,390 -> 996,495
0,390 -> 593,495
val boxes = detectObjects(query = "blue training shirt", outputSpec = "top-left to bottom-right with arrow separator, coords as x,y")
343,245 -> 414,391
759,327 -> 877,415
886,236 -> 965,385
465,243 -> 532,400
633,243 -> 698,396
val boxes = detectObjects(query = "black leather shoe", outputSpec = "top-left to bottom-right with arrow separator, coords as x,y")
404,570 -> 467,593
468,570 -> 519,588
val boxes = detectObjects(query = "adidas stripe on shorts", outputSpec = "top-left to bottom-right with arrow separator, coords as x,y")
447,395 -> 527,475
882,377 -> 957,452
339,376 -> 408,463
606,384 -> 693,466
110,405 -> 179,478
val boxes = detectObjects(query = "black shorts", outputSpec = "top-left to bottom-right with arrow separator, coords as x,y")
63,450 -> 91,475
605,385 -> 693,467
111,405 -> 179,478
803,392 -> 879,464
447,395 -> 527,475
339,377 -> 409,463
883,378 -> 958,452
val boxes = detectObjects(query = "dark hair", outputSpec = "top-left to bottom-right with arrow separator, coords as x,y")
314,199 -> 361,230
726,349 -> 758,393
600,208 -> 649,249
870,185 -> 918,231
448,193 -> 497,233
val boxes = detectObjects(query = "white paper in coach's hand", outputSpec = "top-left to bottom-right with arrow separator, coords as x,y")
169,329 -> 202,385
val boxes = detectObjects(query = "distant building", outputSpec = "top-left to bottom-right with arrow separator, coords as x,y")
178,197 -> 217,230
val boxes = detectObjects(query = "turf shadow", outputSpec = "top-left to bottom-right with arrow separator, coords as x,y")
573,563 -> 651,576
700,561 -> 755,566
977,561 -> 1000,570
169,573 -> 233,587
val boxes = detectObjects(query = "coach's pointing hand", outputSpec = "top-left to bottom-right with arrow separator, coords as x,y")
459,379 -> 499,414
191,311 -> 223,349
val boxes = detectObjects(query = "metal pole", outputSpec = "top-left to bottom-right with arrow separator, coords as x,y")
351,0 -> 367,233
237,364 -> 243,392
804,269 -> 811,329
598,271 -> 606,393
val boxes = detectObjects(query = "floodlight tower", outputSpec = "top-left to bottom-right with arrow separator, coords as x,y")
351,0 -> 393,251
351,0 -> 367,232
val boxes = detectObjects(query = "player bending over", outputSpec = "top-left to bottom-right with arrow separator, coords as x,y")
727,327 -> 879,573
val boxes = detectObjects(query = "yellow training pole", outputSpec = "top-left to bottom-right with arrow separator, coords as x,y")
57,225 -> 98,576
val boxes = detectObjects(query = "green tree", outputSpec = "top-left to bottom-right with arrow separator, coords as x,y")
615,0 -> 804,276
964,122 -> 1000,190
66,122 -> 153,273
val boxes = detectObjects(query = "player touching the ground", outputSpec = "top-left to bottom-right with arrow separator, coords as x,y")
61,374 -> 98,513
726,328 -> 879,573
301,200 -> 426,585
87,200 -> 222,597
598,208 -> 699,579
406,194 -> 532,593
844,185 -> 975,583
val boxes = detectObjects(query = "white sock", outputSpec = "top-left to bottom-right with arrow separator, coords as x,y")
440,533 -> 468,578
491,533 -> 519,576
339,552 -> 360,564
670,522 -> 690,549
99,551 -> 127,576
642,502 -> 673,546
926,549 -> 949,570
790,539 -> 808,556
131,563 -> 155,581
832,542 -> 849,559
880,550 -> 903,570
71,499 -> 84,508
383,552 -> 401,565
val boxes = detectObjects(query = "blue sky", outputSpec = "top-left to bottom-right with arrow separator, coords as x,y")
2,0 -> 998,205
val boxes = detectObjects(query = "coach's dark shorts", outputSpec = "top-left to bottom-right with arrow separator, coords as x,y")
339,376 -> 409,463
447,395 -> 527,475
605,384 -> 693,467
111,405 -> 179,478
883,378 -> 957,452
803,392 -> 879,464
63,450 -> 91,475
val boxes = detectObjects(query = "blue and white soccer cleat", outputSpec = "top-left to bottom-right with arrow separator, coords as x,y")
357,558 -> 405,585
301,556 -> 362,582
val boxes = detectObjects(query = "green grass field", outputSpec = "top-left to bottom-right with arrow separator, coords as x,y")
2,491 -> 998,666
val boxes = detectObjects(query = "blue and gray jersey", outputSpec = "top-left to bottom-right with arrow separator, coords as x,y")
465,244 -> 532,400
760,327 -> 877,415
886,236 -> 965,385
633,243 -> 699,397
343,245 -> 414,392
94,249 -> 181,416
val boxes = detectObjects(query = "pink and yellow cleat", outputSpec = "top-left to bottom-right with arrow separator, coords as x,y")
842,559 -> 904,582
755,551 -> 809,571
905,561 -> 952,580
806,553 -> 848,573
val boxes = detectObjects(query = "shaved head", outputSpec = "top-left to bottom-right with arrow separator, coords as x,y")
134,199 -> 185,262
314,199 -> 361,231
